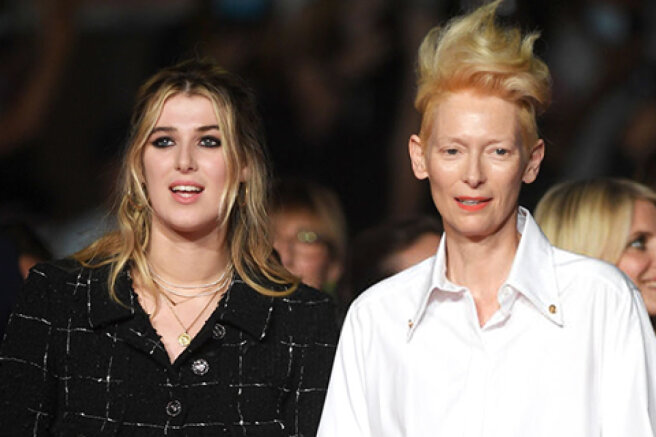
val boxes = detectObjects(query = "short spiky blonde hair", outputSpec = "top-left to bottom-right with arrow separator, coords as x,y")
76,59 -> 297,301
535,178 -> 656,263
415,0 -> 551,149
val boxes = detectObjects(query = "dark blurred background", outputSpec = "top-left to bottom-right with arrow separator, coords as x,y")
1,0 -> 656,258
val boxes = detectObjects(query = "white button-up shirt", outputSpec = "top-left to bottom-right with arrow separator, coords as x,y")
318,208 -> 656,437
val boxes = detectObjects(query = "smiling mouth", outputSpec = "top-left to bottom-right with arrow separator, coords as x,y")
455,197 -> 491,210
170,185 -> 203,198
456,197 -> 490,204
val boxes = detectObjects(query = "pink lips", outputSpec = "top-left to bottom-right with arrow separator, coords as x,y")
455,196 -> 491,211
169,181 -> 204,204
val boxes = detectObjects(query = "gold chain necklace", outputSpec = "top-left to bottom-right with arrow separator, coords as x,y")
154,270 -> 232,299
160,285 -> 224,347
148,263 -> 232,297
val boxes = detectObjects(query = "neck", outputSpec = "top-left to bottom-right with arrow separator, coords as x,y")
444,216 -> 520,300
147,221 -> 230,284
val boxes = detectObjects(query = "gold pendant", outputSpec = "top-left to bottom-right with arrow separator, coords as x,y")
178,332 -> 191,347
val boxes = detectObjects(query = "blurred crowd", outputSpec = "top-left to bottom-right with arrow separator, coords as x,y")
1,0 -> 656,324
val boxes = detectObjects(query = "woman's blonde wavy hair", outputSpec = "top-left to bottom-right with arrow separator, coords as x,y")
75,58 -> 298,301
415,0 -> 551,150
535,178 -> 656,264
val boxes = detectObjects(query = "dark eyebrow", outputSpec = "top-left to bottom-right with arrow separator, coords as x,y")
150,126 -> 175,134
197,125 -> 220,132
149,125 -> 220,135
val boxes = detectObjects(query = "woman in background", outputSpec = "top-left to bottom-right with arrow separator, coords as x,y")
0,58 -> 337,436
270,177 -> 347,295
535,177 -> 656,328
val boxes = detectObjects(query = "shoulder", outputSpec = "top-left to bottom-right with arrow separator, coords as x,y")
279,283 -> 336,324
283,282 -> 334,306
26,258 -> 112,291
273,283 -> 338,341
23,258 -> 114,307
28,257 -> 91,280
552,247 -> 633,294
550,247 -> 642,316
23,258 -> 82,293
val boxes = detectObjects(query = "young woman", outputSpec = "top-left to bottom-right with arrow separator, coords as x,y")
535,178 -> 656,327
0,59 -> 337,436
318,1 -> 656,436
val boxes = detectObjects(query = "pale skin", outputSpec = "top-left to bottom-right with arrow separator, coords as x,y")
617,199 -> 656,316
135,93 -> 239,362
409,90 -> 544,326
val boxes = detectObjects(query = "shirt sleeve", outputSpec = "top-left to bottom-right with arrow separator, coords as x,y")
601,277 -> 656,436
280,297 -> 339,437
634,284 -> 656,433
0,265 -> 58,436
317,304 -> 372,437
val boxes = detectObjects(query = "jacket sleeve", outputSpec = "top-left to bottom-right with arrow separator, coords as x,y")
0,265 -> 58,436
280,296 -> 338,437
317,303 -> 372,437
600,277 -> 656,436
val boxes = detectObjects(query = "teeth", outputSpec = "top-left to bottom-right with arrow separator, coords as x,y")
460,199 -> 480,205
172,185 -> 201,193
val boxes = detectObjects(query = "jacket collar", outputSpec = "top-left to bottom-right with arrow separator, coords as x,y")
88,267 -> 275,341
408,207 -> 563,340
87,265 -> 137,328
214,278 -> 276,341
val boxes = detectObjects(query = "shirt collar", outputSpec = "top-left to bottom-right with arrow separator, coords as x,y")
408,207 -> 563,340
88,267 -> 276,341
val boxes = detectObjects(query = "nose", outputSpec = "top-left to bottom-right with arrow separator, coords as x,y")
175,142 -> 197,172
463,153 -> 486,188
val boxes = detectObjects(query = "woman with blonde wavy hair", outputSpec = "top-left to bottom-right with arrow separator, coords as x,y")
0,58 -> 337,436
535,178 -> 656,325
318,1 -> 655,436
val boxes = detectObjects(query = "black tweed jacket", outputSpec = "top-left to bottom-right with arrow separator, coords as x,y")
0,259 -> 338,436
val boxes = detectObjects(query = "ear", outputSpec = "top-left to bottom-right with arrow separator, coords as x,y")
409,134 -> 429,180
522,139 -> 545,184
239,165 -> 250,182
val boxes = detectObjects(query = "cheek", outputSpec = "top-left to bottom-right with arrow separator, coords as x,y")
142,152 -> 163,184
617,252 -> 649,284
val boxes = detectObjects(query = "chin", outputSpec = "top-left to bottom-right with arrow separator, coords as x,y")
168,220 -> 220,237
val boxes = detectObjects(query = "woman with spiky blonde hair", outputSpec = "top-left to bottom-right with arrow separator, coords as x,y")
0,59 -> 338,436
318,2 -> 655,436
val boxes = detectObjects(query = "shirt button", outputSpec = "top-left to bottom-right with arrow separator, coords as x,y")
166,400 -> 182,417
212,323 -> 226,339
191,358 -> 209,376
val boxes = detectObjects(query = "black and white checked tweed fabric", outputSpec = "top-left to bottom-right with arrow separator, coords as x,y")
0,259 -> 338,436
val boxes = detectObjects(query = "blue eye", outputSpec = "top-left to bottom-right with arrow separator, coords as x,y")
627,235 -> 647,250
200,136 -> 221,148
152,137 -> 174,148
495,148 -> 508,156
445,148 -> 458,155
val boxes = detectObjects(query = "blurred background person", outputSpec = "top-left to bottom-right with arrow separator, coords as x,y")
535,178 -> 656,329
270,177 -> 347,297
338,215 -> 441,313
